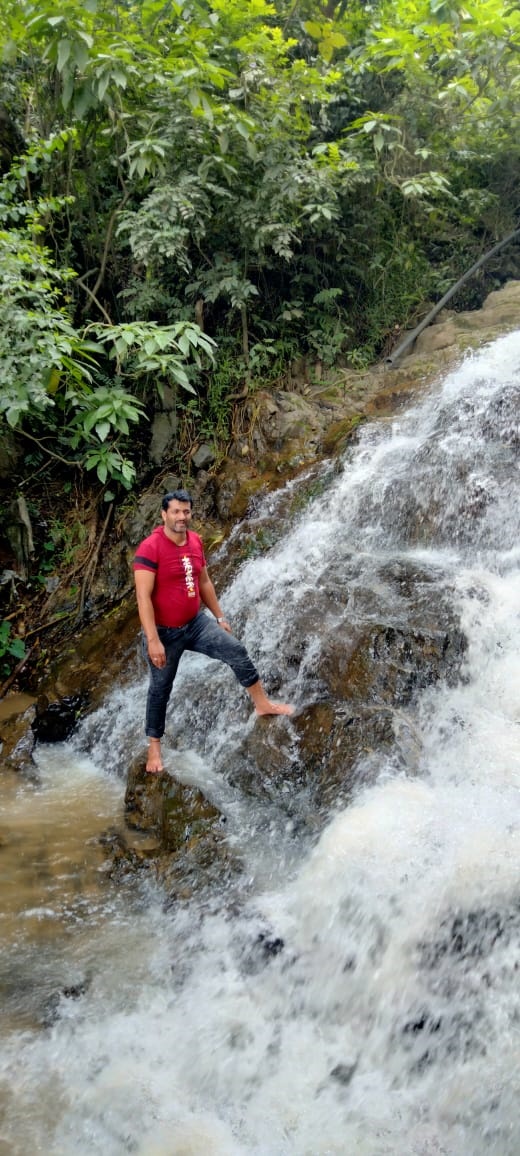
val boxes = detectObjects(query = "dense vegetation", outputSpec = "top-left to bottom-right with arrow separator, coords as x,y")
1,0 -> 520,676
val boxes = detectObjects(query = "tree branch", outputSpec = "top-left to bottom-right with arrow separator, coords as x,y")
88,191 -> 131,308
78,276 -> 114,324
0,645 -> 34,699
16,427 -> 80,468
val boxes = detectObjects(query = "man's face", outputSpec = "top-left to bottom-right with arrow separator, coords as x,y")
162,500 -> 192,536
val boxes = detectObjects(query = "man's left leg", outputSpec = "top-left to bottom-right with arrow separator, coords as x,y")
186,613 -> 293,715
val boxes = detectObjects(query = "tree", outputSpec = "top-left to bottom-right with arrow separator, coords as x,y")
0,0 -> 519,485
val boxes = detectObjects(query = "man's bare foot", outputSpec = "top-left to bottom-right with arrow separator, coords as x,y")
255,701 -> 294,717
146,738 -> 164,773
247,681 -> 294,717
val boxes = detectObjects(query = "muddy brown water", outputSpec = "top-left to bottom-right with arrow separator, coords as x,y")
0,745 -> 125,1033
0,692 -> 36,721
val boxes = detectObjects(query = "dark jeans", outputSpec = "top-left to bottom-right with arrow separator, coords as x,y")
144,611 -> 259,738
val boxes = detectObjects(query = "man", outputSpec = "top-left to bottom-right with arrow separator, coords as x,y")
134,489 -> 294,772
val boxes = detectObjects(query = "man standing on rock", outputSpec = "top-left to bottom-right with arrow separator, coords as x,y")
134,489 -> 293,773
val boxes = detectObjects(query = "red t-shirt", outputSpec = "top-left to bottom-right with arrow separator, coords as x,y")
133,527 -> 207,628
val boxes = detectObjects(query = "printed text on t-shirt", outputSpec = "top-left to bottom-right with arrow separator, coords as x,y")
182,553 -> 196,598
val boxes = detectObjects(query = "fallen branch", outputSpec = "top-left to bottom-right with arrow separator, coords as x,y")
0,645 -> 35,700
386,226 -> 520,366
23,611 -> 77,641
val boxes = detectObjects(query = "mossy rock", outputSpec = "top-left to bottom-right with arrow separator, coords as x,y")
125,758 -> 224,854
321,414 -> 366,454
117,758 -> 243,900
228,475 -> 275,519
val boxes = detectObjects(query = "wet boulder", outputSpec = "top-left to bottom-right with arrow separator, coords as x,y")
211,576 -> 466,822
223,716 -> 305,806
120,758 -> 241,901
318,623 -> 466,707
0,698 -> 37,775
294,702 -> 421,812
125,757 -> 224,852
31,694 -> 87,744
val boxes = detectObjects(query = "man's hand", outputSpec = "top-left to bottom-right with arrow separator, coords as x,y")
148,638 -> 166,667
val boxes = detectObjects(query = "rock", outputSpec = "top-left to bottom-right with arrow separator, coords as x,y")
270,392 -> 324,444
294,703 -> 403,812
0,428 -> 22,479
31,693 -> 87,744
40,979 -> 90,1027
413,319 -> 458,354
120,758 -> 241,900
149,411 -> 179,465
318,623 -> 466,706
248,390 -> 328,457
329,1061 -> 358,1087
90,542 -> 132,605
99,826 -> 163,872
214,463 -> 258,520
0,691 -> 36,722
397,281 -> 520,369
0,703 -> 37,774
158,826 -> 239,904
321,415 -> 366,454
481,279 -> 520,313
120,472 -> 203,569
125,757 -> 224,851
5,495 -> 34,580
122,490 -> 171,547
206,564 -> 466,822
191,443 -> 215,470
158,384 -> 177,412
36,599 -> 141,708
223,716 -> 304,806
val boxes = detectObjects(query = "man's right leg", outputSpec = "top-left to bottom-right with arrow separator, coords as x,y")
144,627 -> 183,772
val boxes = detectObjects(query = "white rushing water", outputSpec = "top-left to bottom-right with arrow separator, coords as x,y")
1,333 -> 519,1155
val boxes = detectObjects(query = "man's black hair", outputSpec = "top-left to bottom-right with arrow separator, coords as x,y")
162,488 -> 193,510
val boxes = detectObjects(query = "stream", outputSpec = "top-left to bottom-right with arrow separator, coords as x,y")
1,333 -> 519,1155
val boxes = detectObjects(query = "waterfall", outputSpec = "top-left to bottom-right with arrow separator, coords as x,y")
0,333 -> 519,1155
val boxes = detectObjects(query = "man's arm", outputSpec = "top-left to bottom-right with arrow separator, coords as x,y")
134,569 -> 166,666
198,566 -> 231,632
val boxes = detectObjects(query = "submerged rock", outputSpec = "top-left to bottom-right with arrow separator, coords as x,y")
41,979 -> 90,1028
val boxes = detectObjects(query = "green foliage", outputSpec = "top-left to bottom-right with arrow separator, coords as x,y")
36,515 -> 86,579
180,351 -> 242,452
90,321 -> 216,396
0,620 -> 26,677
0,142 -> 217,485
0,228 -> 96,428
0,0 -> 519,492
